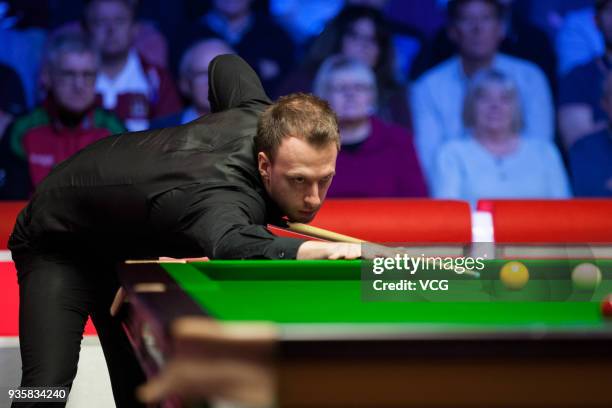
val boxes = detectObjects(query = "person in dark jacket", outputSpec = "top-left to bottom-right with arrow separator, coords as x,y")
9,54 -> 359,408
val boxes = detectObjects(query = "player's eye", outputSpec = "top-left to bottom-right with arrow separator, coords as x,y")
292,177 -> 305,184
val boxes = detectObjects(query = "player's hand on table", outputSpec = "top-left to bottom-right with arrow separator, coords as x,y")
297,241 -> 362,260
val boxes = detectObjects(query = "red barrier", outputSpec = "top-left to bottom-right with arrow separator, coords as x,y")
477,199 -> 612,243
0,201 -> 25,249
310,199 -> 472,243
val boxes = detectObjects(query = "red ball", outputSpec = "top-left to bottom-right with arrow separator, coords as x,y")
602,295 -> 612,318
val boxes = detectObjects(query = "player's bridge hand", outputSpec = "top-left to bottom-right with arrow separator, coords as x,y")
297,241 -> 362,259
360,243 -> 417,259
326,242 -> 362,260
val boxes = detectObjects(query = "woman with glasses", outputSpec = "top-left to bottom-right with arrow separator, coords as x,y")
314,55 -> 427,197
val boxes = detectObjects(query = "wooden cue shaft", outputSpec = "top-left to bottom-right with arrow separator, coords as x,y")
286,223 -> 479,278
286,222 -> 366,243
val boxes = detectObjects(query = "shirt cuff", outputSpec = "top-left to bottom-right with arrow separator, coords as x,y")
264,236 -> 305,259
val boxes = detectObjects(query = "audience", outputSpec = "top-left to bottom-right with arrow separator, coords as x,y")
527,0 -> 593,41
432,70 -> 570,206
0,63 -> 26,136
411,0 -> 554,184
150,39 -> 234,129
270,0 -> 344,45
280,5 -> 412,128
187,0 -> 294,95
84,0 -> 181,131
0,0 -> 603,204
3,32 -> 124,197
345,0 -> 424,82
558,0 -> 612,148
569,72 -> 612,196
314,56 -> 427,198
555,2 -> 604,76
0,6 -> 47,108
0,63 -> 27,199
411,0 -> 557,91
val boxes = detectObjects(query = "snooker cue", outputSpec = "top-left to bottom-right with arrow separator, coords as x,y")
286,222 -> 365,243
286,222 -> 480,278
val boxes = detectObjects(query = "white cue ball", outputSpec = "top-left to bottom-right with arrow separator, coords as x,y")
571,263 -> 602,290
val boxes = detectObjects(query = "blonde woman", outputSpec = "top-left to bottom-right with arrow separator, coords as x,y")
433,69 -> 570,205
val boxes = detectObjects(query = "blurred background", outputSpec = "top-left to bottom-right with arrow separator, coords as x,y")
0,0 -> 610,204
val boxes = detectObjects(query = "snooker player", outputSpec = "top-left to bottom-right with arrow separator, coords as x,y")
8,54 -> 360,407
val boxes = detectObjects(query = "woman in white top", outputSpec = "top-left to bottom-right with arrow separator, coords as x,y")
432,69 -> 570,206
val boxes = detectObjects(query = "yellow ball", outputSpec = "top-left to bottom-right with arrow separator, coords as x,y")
571,263 -> 602,291
500,261 -> 529,290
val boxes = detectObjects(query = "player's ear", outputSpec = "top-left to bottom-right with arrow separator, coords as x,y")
258,152 -> 271,181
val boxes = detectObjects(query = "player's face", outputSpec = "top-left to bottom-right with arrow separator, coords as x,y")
258,137 -> 337,223
327,71 -> 376,122
51,52 -> 98,113
342,18 -> 380,68
474,82 -> 516,135
87,0 -> 134,58
450,0 -> 503,61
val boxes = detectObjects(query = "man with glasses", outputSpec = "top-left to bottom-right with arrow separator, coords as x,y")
151,38 -> 234,129
5,32 -> 124,194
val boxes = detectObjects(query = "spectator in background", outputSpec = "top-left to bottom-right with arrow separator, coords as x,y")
558,0 -> 612,148
0,63 -> 26,136
84,0 -> 181,131
526,0 -> 593,41
187,0 -> 294,95
411,0 -> 553,184
410,0 -> 557,91
314,56 -> 427,198
0,63 -> 27,199
279,5 -> 411,129
0,1 -> 47,107
4,32 -> 124,196
346,0 -> 424,82
555,1 -> 603,76
150,39 -> 234,129
569,72 -> 612,196
270,0 -> 344,45
433,70 -> 569,206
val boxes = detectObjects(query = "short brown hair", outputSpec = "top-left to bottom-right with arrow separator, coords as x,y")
256,93 -> 340,160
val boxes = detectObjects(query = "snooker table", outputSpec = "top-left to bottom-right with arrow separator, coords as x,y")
118,255 -> 612,408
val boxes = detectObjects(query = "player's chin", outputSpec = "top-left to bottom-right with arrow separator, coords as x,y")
290,210 -> 317,224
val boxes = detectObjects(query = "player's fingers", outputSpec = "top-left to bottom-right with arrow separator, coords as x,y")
185,257 -> 210,262
327,252 -> 341,260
